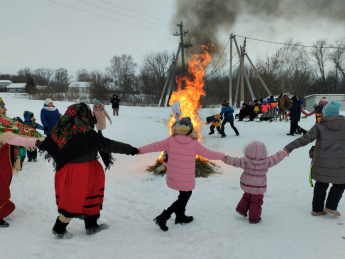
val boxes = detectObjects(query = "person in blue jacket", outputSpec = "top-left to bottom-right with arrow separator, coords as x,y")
220,100 -> 239,138
23,111 -> 45,162
40,98 -> 60,136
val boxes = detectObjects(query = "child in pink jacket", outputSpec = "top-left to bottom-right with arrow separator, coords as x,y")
223,141 -> 288,223
139,117 -> 225,232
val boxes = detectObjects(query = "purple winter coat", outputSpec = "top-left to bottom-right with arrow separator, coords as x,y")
223,141 -> 287,194
139,125 -> 225,191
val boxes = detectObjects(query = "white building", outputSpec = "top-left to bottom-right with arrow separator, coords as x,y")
304,94 -> 345,111
7,83 -> 26,93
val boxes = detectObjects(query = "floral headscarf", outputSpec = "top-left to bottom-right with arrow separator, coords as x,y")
39,102 -> 114,171
0,97 -> 45,173
50,103 -> 94,149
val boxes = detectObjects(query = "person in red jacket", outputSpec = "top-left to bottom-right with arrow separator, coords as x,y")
0,97 -> 45,228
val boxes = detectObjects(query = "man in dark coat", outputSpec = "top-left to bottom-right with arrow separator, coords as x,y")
110,94 -> 120,116
287,96 -> 306,136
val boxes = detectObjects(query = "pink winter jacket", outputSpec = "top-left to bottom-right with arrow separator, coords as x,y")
223,141 -> 287,195
139,134 -> 225,191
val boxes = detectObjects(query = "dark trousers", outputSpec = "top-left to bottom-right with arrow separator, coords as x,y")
312,181 -> 345,212
209,125 -> 221,133
27,149 -> 37,161
98,130 -> 103,136
166,191 -> 192,216
290,121 -> 306,134
221,118 -> 239,135
236,192 -> 264,223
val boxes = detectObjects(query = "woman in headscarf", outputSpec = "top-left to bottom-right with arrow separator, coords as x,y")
38,102 -> 138,239
0,97 -> 45,228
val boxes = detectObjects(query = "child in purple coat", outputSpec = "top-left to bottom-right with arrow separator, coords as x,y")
223,141 -> 288,223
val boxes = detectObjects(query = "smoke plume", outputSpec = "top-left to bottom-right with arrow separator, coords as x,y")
172,0 -> 345,54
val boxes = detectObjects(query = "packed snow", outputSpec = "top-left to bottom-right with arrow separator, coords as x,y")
0,93 -> 344,259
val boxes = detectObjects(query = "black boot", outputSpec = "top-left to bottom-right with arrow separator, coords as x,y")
175,210 -> 194,224
0,219 -> 9,228
52,217 -> 73,239
84,218 -> 109,235
153,210 -> 170,232
208,131 -> 214,135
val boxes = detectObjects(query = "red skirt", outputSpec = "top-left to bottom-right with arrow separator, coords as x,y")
55,159 -> 105,218
0,144 -> 15,219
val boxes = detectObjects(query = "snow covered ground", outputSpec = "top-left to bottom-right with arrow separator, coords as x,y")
0,93 -> 344,259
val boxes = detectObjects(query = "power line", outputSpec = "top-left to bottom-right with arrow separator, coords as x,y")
46,0 -> 170,35
100,0 -> 170,25
235,34 -> 342,49
77,0 -> 170,30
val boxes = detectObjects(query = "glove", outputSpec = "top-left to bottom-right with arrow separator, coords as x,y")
130,147 -> 139,156
110,120 -> 112,125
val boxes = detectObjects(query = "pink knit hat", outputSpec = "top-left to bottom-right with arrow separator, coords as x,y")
245,141 -> 267,160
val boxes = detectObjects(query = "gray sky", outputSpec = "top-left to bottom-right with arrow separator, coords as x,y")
1,0 -> 344,78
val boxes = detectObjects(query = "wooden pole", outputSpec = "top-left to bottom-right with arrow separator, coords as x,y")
245,53 -> 272,96
164,45 -> 181,107
229,34 -> 233,106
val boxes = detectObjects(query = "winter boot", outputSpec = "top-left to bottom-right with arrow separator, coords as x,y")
311,210 -> 327,216
236,209 -> 247,217
175,210 -> 194,224
153,210 -> 170,231
208,131 -> 214,135
221,133 -> 226,138
0,219 -> 9,228
52,217 -> 73,239
84,218 -> 109,235
249,219 -> 261,224
325,208 -> 341,216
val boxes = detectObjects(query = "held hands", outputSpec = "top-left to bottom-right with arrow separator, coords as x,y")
283,148 -> 290,156
130,147 -> 139,156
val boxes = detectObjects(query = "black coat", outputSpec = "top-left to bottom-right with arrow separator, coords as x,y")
290,100 -> 302,121
110,97 -> 120,108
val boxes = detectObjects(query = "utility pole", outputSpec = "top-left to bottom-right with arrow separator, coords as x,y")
229,34 -> 233,106
240,38 -> 246,106
174,22 -> 191,75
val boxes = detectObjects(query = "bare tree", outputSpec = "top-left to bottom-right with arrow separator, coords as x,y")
89,71 -> 112,103
76,69 -> 91,82
311,39 -> 329,90
139,51 -> 170,103
107,54 -> 137,101
33,68 -> 54,86
50,68 -> 70,94
329,38 -> 345,90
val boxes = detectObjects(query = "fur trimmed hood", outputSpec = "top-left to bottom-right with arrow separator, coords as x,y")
172,124 -> 198,139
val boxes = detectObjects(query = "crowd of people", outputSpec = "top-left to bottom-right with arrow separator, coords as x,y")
0,93 -> 344,239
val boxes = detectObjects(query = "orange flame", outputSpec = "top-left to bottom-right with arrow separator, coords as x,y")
168,45 -> 213,140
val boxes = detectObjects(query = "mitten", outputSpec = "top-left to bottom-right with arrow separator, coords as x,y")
130,147 -> 139,156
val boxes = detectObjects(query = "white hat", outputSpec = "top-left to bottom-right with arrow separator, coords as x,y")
45,98 -> 53,105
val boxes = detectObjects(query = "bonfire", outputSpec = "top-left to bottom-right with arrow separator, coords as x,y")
146,45 -> 220,177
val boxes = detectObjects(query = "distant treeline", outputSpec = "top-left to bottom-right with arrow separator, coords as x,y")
1,39 -> 344,107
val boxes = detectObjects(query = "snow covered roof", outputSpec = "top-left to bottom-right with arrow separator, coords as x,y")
7,83 -> 26,88
0,80 -> 12,83
68,82 -> 91,88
